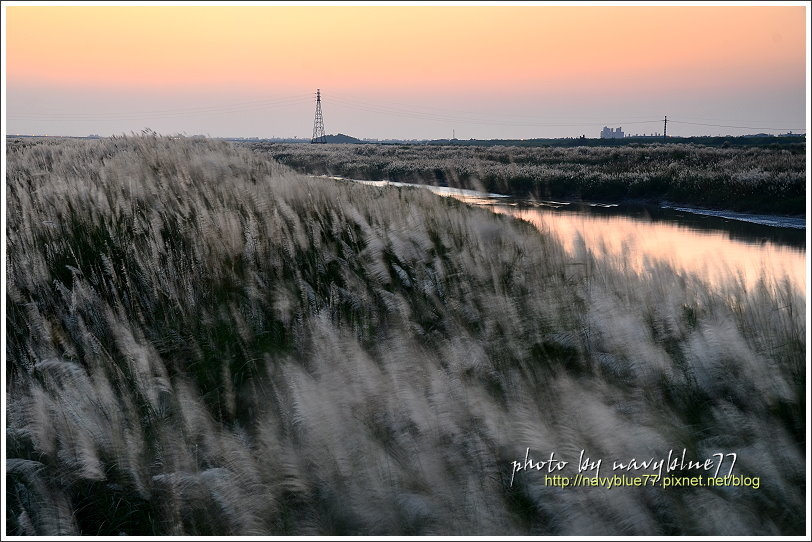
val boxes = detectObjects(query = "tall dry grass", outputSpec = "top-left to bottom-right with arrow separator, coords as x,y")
5,135 -> 805,535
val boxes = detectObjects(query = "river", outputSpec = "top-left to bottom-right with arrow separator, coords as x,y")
318,176 -> 807,294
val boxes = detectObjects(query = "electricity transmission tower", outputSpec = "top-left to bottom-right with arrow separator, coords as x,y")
664,115 -> 668,140
311,89 -> 326,143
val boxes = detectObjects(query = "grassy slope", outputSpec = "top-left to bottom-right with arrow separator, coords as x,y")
5,136 -> 806,535
252,142 -> 807,215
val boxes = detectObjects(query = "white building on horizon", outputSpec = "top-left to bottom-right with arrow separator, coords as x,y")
600,126 -> 624,139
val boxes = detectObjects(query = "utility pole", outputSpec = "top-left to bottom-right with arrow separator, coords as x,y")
311,89 -> 326,144
663,115 -> 668,140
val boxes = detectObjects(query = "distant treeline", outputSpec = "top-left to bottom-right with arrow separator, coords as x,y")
425,135 -> 806,149
245,141 -> 806,215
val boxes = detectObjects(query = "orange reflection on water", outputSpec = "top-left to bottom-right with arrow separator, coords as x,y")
491,205 -> 806,294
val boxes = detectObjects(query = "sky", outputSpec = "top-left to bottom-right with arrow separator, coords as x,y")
2,2 -> 809,140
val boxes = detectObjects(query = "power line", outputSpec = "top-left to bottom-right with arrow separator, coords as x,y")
326,93 -> 805,133
328,95 -> 648,126
10,94 -> 311,117
8,95 -> 312,121
672,115 -> 798,124
669,120 -> 804,132
325,98 -> 661,128
330,92 -> 661,124
329,99 -> 806,133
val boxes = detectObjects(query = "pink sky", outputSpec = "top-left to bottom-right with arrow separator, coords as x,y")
4,4 -> 808,139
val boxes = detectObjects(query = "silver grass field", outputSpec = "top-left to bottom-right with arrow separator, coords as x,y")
5,136 -> 806,536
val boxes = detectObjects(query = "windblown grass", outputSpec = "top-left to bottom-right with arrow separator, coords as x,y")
5,136 -> 806,535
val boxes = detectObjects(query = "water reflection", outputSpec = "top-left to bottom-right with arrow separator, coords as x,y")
489,204 -> 806,294
326,175 -> 806,293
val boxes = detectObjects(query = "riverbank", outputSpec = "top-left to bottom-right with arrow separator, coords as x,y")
659,203 -> 805,229
246,141 -> 806,216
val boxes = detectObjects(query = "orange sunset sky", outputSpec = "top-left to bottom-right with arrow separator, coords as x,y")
3,3 -> 808,139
